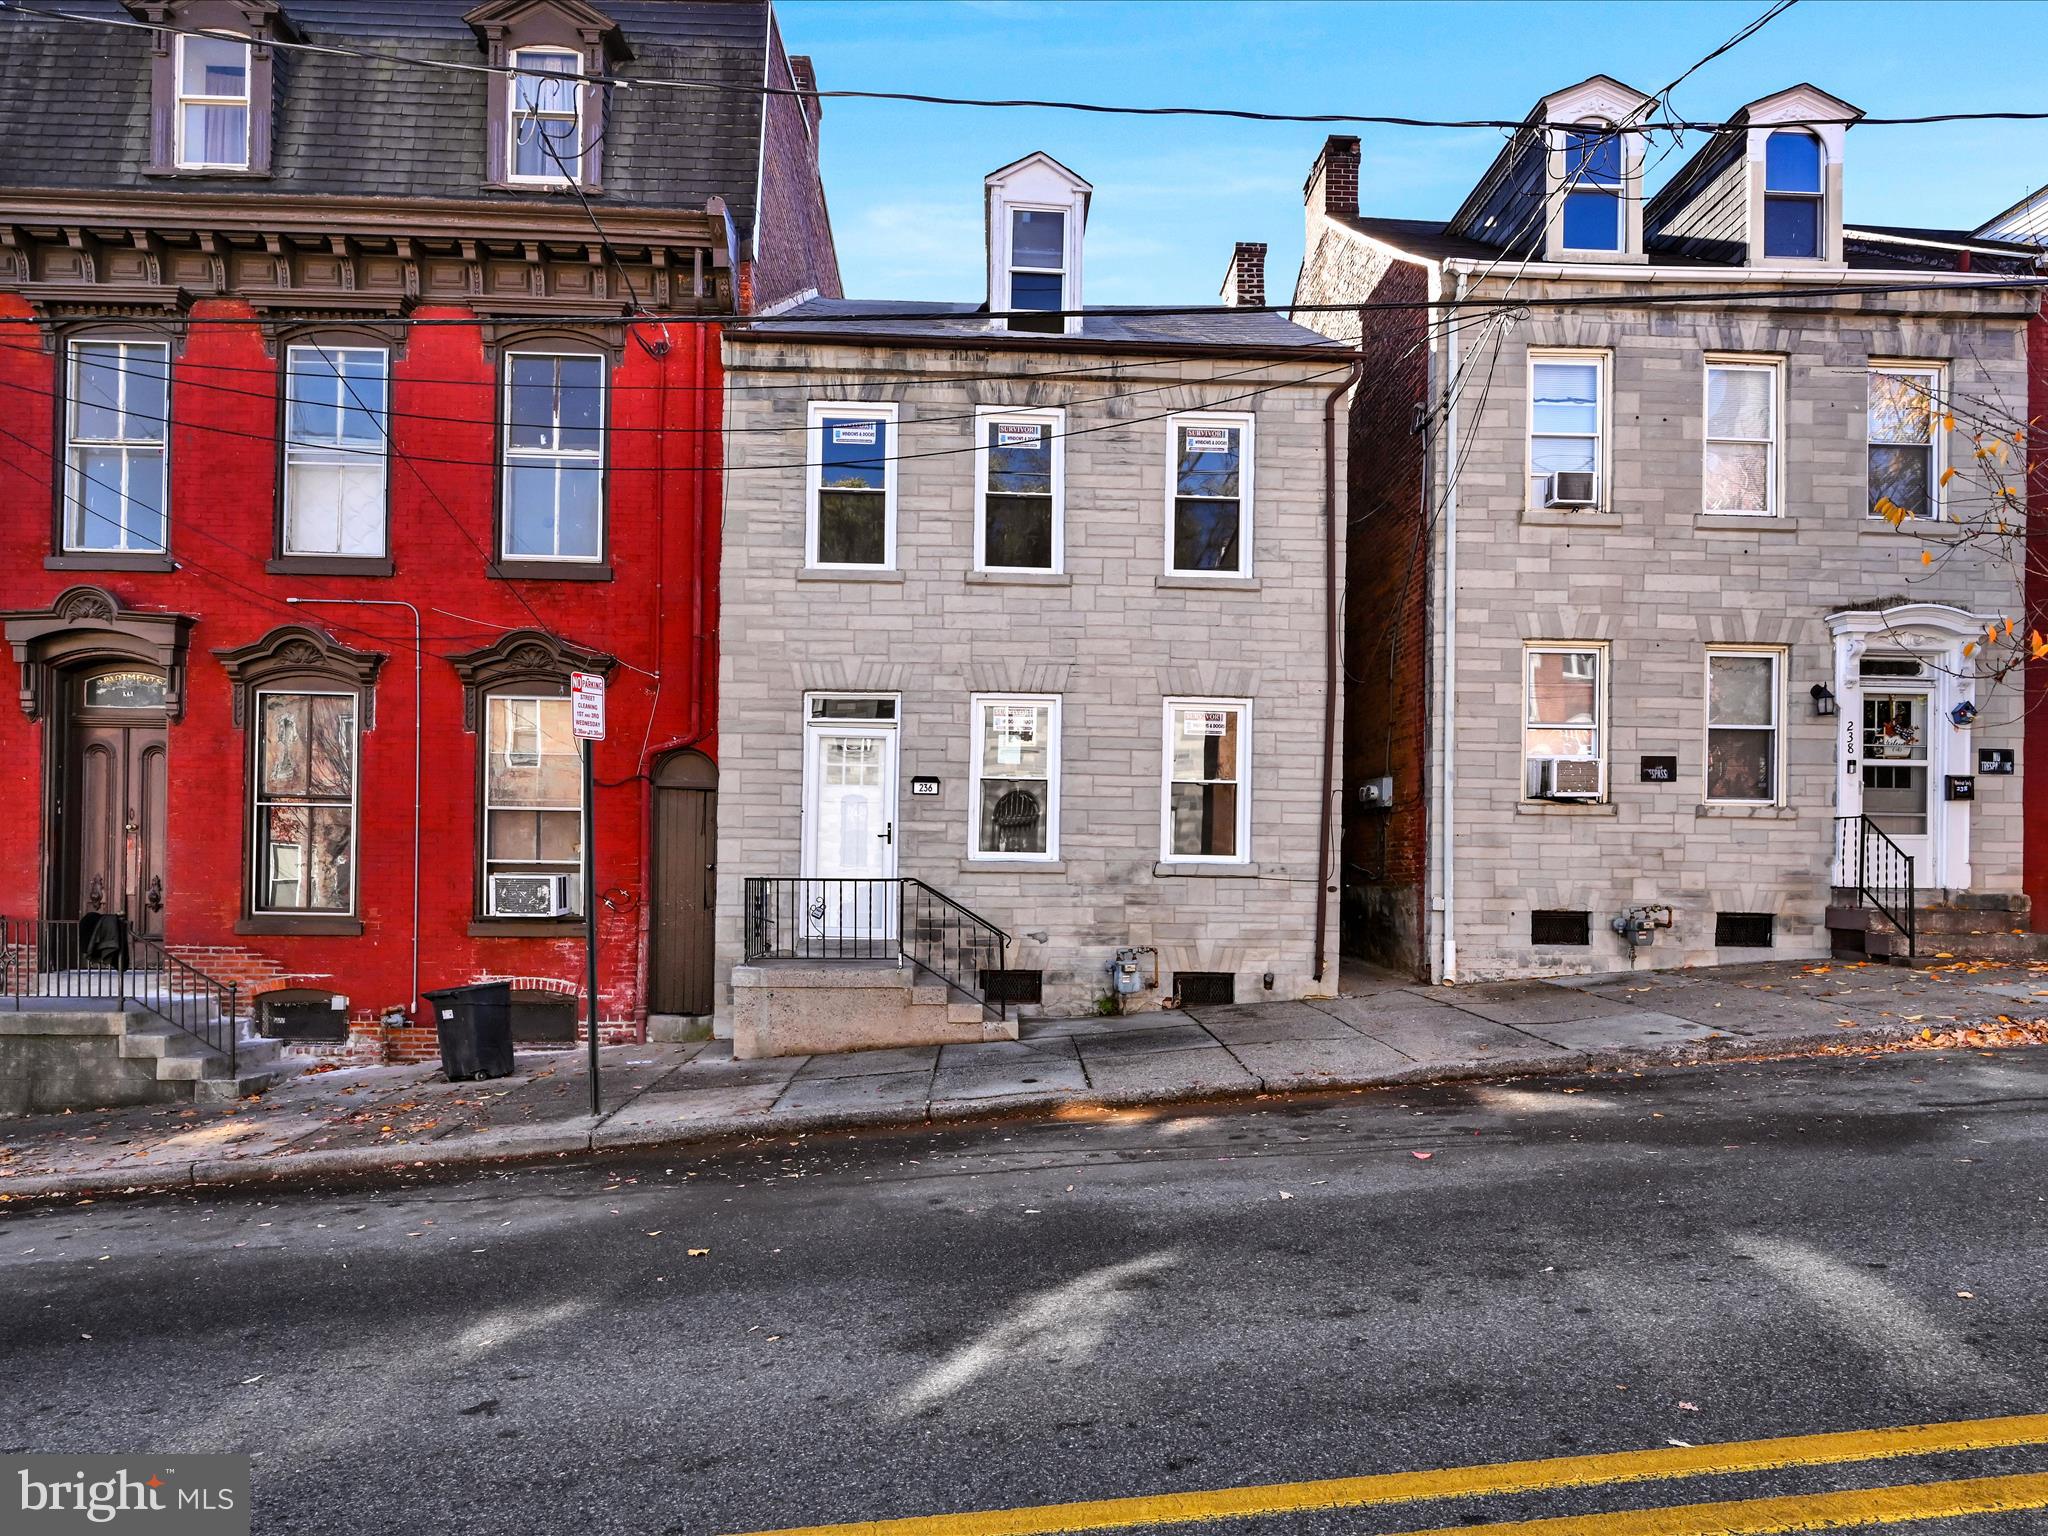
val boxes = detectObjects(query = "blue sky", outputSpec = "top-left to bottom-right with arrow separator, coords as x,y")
779,0 -> 2048,305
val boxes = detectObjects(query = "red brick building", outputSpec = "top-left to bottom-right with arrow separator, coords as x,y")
0,0 -> 837,1060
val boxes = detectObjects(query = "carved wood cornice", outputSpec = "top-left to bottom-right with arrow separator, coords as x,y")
448,628 -> 615,732
2,585 -> 197,722
213,623 -> 388,729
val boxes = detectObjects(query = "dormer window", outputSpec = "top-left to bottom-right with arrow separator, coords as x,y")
1762,131 -> 1823,258
1007,210 -> 1067,333
509,47 -> 583,184
1560,125 -> 1623,252
174,33 -> 251,170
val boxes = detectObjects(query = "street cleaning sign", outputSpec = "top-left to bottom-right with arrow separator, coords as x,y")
570,671 -> 606,741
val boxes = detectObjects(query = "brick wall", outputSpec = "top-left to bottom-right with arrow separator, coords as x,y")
749,20 -> 842,311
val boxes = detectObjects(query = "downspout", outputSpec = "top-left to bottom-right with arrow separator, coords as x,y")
1315,352 -> 1366,984
1439,271 -> 1464,984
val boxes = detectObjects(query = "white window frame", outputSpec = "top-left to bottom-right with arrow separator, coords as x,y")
250,687 -> 360,917
1761,130 -> 1825,261
972,405 -> 1065,574
1526,349 -> 1608,510
1701,357 -> 1782,518
1867,362 -> 1947,522
968,694 -> 1062,863
283,344 -> 390,558
1704,648 -> 1785,808
507,46 -> 584,186
173,32 -> 252,171
1160,697 -> 1252,865
501,348 -> 605,563
1163,411 -> 1255,578
1004,203 -> 1069,321
1522,643 -> 1609,802
482,692 -> 583,916
64,337 -> 170,554
805,400 -> 899,571
1557,120 -> 1625,254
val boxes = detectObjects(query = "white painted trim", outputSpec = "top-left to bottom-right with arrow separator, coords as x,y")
63,336 -> 171,554
1702,646 -> 1786,807
482,693 -> 584,914
250,686 -> 361,918
172,32 -> 253,171
1520,642 -> 1610,802
1162,410 -> 1256,579
800,694 -> 902,885
1526,348 -> 1609,513
1700,355 -> 1783,518
505,46 -> 585,187
283,344 -> 391,559
804,400 -> 900,571
500,349 -> 606,563
971,406 -> 1065,575
1865,361 -> 1949,521
967,693 -> 1062,863
1159,696 -> 1252,865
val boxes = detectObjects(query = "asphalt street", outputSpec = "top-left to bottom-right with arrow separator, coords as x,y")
6,1047 -> 2048,1536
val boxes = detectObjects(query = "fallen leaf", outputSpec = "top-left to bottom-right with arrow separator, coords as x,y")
1412,1151 -> 1433,1160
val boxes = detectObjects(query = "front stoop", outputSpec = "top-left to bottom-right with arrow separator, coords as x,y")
730,960 -> 1016,1060
2,1010 -> 306,1114
118,1017 -> 309,1102
1827,892 -> 2048,964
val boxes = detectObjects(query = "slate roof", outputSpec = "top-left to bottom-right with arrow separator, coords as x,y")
746,298 -> 1341,354
0,0 -> 771,236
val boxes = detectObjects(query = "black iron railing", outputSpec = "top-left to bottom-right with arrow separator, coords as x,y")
1834,814 -> 1916,959
742,877 -> 1012,1021
2,916 -> 239,1070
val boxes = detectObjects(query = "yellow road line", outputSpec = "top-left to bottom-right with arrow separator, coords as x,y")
724,1412 -> 2048,1536
1381,1470 -> 2048,1535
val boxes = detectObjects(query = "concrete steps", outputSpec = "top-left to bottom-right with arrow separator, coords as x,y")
118,1019 -> 308,1100
731,959 -> 1016,1059
1826,893 -> 2048,964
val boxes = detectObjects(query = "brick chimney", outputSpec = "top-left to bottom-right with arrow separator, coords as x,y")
788,54 -> 823,138
1304,134 -> 1360,220
1219,242 -> 1267,308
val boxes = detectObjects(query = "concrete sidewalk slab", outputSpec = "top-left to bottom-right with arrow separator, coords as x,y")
1433,980 -> 1653,1027
1068,1022 -> 1220,1057
934,1037 -> 1087,1101
774,1069 -> 934,1117
1024,1011 -> 1198,1038
1330,1009 -> 1572,1067
1224,1035 -> 1410,1088
1513,1010 -> 1733,1053
1181,1000 -> 1362,1044
792,1045 -> 942,1080
1078,1044 -> 1259,1097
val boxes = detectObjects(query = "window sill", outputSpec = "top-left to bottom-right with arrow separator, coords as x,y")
487,181 -> 604,196
142,166 -> 271,180
961,858 -> 1067,873
489,560 -> 613,582
468,918 -> 586,938
967,570 -> 1071,587
1515,800 -> 1618,817
1859,520 -> 1962,542
266,556 -> 396,578
1696,803 -> 1798,820
1521,508 -> 1621,528
1153,860 -> 1260,878
799,566 -> 905,583
1695,514 -> 1795,535
46,553 -> 175,572
1156,574 -> 1260,591
236,915 -> 365,937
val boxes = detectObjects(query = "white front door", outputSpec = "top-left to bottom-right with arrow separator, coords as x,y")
1860,688 -> 1935,875
801,718 -> 898,949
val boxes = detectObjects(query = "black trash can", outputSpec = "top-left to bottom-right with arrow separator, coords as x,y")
421,982 -> 515,1082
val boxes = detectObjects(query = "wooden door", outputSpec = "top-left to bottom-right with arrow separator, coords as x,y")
68,721 -> 168,939
650,751 -> 716,1016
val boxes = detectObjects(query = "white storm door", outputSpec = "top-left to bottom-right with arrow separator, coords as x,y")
1860,689 -> 1935,879
801,723 -> 899,947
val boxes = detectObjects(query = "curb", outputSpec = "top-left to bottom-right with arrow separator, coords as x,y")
0,1019 -> 1945,1205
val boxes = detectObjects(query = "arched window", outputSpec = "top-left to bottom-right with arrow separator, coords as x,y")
1763,131 -> 1824,258
1560,123 -> 1624,252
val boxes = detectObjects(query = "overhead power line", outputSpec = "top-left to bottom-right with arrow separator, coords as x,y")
6,0 -> 2048,134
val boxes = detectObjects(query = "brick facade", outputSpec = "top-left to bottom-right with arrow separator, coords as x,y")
749,24 -> 843,312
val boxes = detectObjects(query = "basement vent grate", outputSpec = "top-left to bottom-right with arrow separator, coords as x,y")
1530,910 -> 1592,947
1174,971 -> 1236,1007
983,968 -> 1044,1006
258,990 -> 347,1043
1715,912 -> 1776,948
511,993 -> 578,1043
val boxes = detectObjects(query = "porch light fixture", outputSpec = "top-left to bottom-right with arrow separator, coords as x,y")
1810,683 -> 1837,717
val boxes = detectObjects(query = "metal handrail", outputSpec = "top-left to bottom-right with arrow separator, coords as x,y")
741,877 -> 1013,1022
1833,815 -> 1916,959
2,916 -> 239,1070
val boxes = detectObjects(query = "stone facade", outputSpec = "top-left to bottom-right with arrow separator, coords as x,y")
717,338 -> 1346,1022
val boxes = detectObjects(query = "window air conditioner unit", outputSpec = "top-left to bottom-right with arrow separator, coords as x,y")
1546,470 -> 1599,508
490,872 -> 575,917
1531,757 -> 1602,801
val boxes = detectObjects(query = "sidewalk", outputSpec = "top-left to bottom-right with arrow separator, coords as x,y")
5,958 -> 2047,1202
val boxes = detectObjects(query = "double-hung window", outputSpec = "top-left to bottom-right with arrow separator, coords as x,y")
1762,131 -> 1823,259
1006,208 -> 1067,333
1528,352 -> 1604,509
1703,359 -> 1779,516
284,345 -> 388,558
970,696 -> 1060,861
252,690 -> 358,914
1163,699 -> 1250,863
1166,414 -> 1253,577
974,407 -> 1063,573
65,339 -> 169,554
483,694 -> 582,915
503,352 -> 604,563
175,34 -> 251,170
509,48 -> 584,184
1560,123 -> 1623,252
807,402 -> 896,569
1705,651 -> 1781,805
1868,365 -> 1943,521
1524,645 -> 1605,800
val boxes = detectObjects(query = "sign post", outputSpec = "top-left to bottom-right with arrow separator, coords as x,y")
571,671 -> 606,1116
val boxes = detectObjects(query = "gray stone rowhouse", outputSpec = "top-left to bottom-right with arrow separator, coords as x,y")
1295,77 -> 2043,983
716,154 -> 1350,1038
